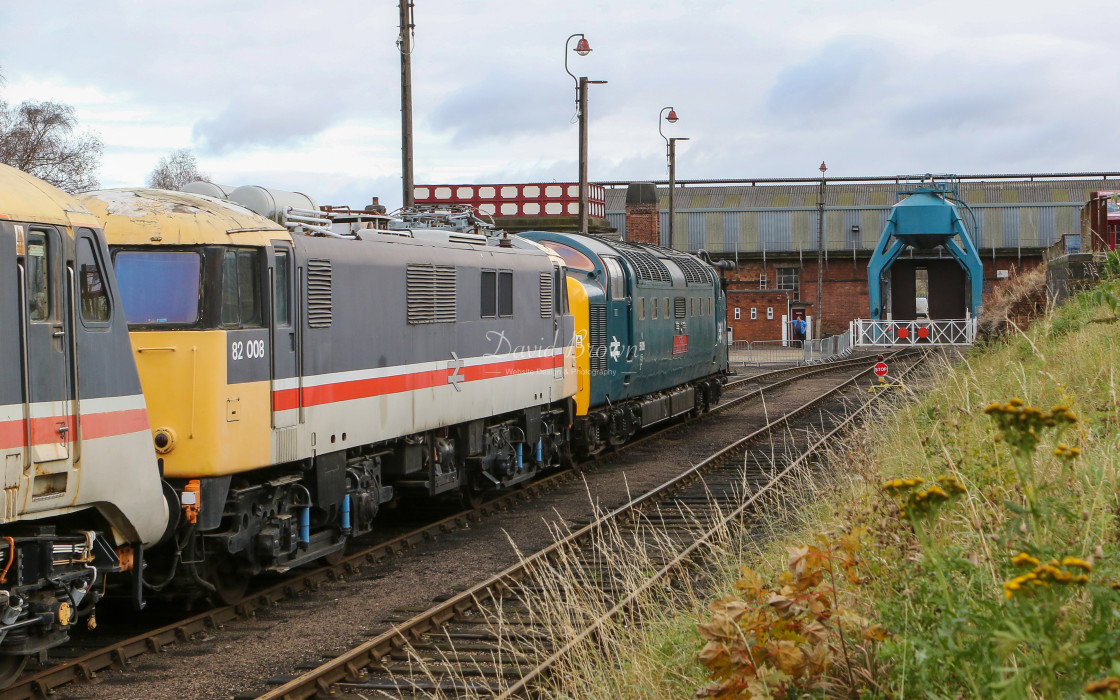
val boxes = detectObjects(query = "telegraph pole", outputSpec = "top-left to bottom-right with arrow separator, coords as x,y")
398,1 -> 415,209
816,161 -> 827,337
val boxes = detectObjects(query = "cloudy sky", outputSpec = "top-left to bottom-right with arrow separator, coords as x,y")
2,0 -> 1117,209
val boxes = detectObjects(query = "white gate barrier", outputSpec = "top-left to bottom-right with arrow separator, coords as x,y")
851,318 -> 978,346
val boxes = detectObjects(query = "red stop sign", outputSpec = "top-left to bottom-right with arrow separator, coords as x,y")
874,362 -> 888,377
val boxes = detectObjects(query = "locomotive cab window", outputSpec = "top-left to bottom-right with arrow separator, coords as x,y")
274,250 -> 291,327
77,235 -> 110,324
25,231 -> 51,321
221,249 -> 263,328
114,250 -> 201,325
602,257 -> 626,301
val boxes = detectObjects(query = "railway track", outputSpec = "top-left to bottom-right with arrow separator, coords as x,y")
253,350 -> 924,699
4,352 -> 903,700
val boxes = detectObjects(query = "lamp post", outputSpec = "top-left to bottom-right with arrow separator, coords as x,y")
659,107 -> 688,248
397,1 -> 415,209
816,161 -> 827,338
565,33 -> 605,233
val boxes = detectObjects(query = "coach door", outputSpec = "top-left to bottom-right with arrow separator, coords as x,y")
269,243 -> 299,429
19,226 -> 73,468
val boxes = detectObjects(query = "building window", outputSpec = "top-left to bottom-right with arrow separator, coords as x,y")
767,307 -> 774,320
734,307 -> 741,320
777,267 -> 800,300
750,307 -> 757,320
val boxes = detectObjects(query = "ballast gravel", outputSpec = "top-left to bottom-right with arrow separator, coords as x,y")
51,368 -> 864,700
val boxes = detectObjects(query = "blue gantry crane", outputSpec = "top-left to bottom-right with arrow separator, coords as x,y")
867,177 -> 983,320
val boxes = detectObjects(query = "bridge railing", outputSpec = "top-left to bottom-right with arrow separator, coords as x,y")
851,318 -> 977,346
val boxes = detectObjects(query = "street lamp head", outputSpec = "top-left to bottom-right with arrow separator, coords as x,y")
819,161 -> 828,175
574,37 -> 592,55
666,109 -> 678,124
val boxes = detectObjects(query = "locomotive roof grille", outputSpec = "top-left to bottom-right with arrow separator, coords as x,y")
607,239 -> 673,284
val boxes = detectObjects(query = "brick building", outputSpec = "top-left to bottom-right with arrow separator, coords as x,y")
612,175 -> 1119,341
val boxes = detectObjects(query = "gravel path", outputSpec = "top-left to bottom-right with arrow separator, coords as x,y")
53,368 -> 864,700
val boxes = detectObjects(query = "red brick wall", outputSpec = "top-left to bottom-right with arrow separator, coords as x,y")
721,254 -> 1043,342
625,202 -> 660,246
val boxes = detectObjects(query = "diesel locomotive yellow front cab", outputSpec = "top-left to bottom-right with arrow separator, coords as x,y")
79,190 -> 293,483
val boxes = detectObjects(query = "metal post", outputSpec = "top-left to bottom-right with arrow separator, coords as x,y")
668,138 -> 676,245
816,161 -> 827,336
578,77 -> 589,234
398,1 -> 415,209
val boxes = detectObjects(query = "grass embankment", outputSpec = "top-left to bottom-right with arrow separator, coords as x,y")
525,269 -> 1120,699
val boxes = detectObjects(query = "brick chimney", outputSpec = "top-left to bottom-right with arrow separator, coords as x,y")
625,182 -> 660,245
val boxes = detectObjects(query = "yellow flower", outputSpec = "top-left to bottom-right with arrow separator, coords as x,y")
1012,553 -> 1039,568
1062,556 -> 1093,572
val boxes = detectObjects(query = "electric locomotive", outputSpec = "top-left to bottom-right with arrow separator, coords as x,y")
0,166 -> 168,683
518,232 -> 728,455
79,188 -> 578,603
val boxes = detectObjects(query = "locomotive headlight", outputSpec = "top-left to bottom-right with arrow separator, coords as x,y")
153,427 -> 177,454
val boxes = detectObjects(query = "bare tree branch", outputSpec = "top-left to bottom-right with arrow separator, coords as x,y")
0,99 -> 103,192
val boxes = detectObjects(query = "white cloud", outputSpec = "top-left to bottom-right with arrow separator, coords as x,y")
0,0 -> 1117,209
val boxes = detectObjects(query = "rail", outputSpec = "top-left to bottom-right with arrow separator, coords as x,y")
6,360 -> 873,699
255,352 -> 919,699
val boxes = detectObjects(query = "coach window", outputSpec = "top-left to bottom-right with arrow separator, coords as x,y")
481,270 -> 497,318
274,251 -> 291,327
602,257 -> 626,301
221,249 -> 263,328
25,231 -> 51,321
498,271 -> 514,317
77,235 -> 110,324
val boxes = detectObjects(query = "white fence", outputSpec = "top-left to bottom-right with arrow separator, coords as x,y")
851,318 -> 978,346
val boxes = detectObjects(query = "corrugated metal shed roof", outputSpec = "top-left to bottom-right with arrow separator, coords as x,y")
602,179 -> 1120,211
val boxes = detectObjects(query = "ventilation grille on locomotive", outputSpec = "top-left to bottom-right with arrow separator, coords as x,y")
539,272 -> 553,318
674,297 -> 687,318
645,243 -> 715,285
610,240 -> 672,283
589,304 -> 608,375
406,264 -> 457,324
306,259 -> 333,328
